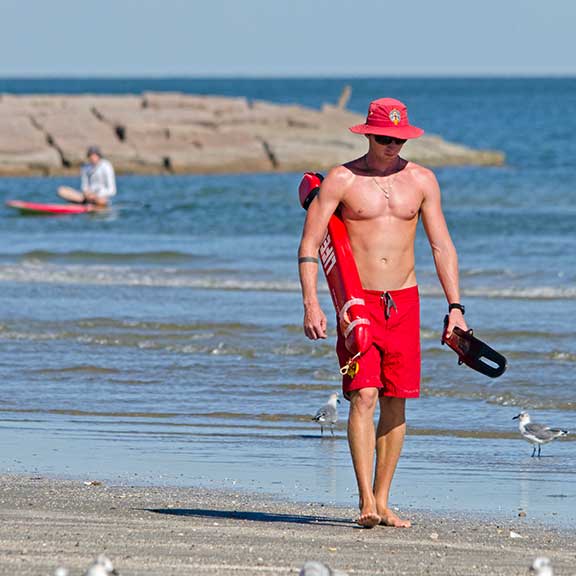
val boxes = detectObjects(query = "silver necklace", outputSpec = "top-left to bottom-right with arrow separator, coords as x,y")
371,174 -> 398,199
365,156 -> 400,200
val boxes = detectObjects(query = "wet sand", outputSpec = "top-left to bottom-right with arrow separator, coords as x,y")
0,475 -> 574,575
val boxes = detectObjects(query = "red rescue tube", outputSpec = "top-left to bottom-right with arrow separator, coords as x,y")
299,172 -> 372,357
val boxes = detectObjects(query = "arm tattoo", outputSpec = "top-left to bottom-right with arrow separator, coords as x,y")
298,256 -> 319,264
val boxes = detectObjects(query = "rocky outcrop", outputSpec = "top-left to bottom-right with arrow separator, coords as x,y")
0,97 -> 62,175
0,93 -> 504,176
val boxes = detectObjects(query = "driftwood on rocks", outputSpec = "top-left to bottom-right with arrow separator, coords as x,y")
0,92 -> 504,176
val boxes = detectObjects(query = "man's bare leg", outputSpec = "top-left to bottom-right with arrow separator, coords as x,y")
373,396 -> 411,527
58,186 -> 85,204
347,388 -> 380,528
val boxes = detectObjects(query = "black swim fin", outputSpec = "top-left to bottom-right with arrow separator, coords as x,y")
442,316 -> 507,378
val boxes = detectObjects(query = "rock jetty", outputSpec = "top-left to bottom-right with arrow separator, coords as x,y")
0,93 -> 504,176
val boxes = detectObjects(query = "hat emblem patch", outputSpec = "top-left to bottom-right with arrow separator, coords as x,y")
389,109 -> 401,125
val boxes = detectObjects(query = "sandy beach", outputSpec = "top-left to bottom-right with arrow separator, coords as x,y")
0,474 -> 574,576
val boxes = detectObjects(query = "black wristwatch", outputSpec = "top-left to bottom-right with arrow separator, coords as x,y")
448,303 -> 465,314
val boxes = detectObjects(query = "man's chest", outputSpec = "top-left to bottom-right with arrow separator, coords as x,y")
341,180 -> 423,223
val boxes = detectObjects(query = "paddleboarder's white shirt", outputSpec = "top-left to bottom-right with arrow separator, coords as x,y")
81,159 -> 116,198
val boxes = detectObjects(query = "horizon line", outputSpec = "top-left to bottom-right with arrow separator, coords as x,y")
1,73 -> 576,80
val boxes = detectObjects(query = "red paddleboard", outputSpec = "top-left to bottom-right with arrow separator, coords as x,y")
6,200 -> 97,215
299,172 -> 373,360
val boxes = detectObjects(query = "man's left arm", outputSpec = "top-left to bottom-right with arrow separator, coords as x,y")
419,169 -> 468,338
99,161 -> 117,198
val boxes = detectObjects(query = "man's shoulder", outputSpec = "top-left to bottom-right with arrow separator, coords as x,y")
326,157 -> 370,186
322,164 -> 356,193
404,161 -> 438,188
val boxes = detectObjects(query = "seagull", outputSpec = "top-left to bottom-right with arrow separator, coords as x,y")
312,393 -> 340,436
84,555 -> 118,576
300,560 -> 348,576
513,412 -> 569,457
529,556 -> 554,576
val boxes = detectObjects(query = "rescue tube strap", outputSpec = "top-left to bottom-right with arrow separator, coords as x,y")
339,298 -> 366,321
343,318 -> 370,338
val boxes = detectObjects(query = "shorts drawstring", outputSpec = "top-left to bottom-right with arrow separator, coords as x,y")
381,292 -> 397,319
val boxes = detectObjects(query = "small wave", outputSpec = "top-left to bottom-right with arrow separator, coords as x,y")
549,351 -> 576,362
29,365 -> 121,375
420,328 -> 439,340
419,285 -> 576,300
2,404 -> 570,442
424,387 -> 576,412
0,263 -> 301,292
272,342 -> 334,359
461,286 -> 576,300
491,349 -> 576,362
75,318 -> 260,333
0,328 -> 257,358
0,262 -> 575,300
19,250 -> 199,264
461,268 -> 517,278
479,329 -> 574,340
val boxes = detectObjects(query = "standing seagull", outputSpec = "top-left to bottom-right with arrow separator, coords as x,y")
313,393 -> 340,436
300,560 -> 348,575
513,412 -> 569,457
529,556 -> 554,576
84,555 -> 118,576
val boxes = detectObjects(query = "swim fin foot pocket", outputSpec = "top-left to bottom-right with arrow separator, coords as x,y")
442,316 -> 507,378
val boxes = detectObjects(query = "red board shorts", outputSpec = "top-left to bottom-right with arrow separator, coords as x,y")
336,285 -> 421,400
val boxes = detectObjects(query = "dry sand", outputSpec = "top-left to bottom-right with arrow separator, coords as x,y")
0,474 -> 574,575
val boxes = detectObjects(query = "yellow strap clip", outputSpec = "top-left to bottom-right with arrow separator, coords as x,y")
339,352 -> 361,378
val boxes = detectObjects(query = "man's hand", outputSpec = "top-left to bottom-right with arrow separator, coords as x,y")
303,302 -> 328,340
84,191 -> 107,207
444,309 -> 468,339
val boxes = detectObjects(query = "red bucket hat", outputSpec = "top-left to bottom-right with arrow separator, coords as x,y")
350,98 -> 424,139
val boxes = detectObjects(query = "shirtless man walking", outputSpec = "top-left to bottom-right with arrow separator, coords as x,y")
298,98 -> 467,528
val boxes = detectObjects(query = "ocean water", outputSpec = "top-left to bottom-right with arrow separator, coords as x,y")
0,78 -> 575,525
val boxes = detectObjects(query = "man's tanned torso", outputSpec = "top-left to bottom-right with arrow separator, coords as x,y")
325,157 -> 433,292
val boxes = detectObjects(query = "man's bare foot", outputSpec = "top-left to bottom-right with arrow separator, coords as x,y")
378,508 -> 411,528
357,511 -> 381,528
356,499 -> 381,528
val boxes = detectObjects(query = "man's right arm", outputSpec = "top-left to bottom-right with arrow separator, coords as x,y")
298,167 -> 350,340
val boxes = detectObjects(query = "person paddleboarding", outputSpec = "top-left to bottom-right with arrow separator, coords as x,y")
58,146 -> 116,207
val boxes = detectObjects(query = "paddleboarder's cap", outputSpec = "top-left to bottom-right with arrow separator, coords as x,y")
350,98 -> 424,139
86,145 -> 102,157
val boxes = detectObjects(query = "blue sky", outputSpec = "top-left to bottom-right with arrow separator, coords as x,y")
1,0 -> 574,76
